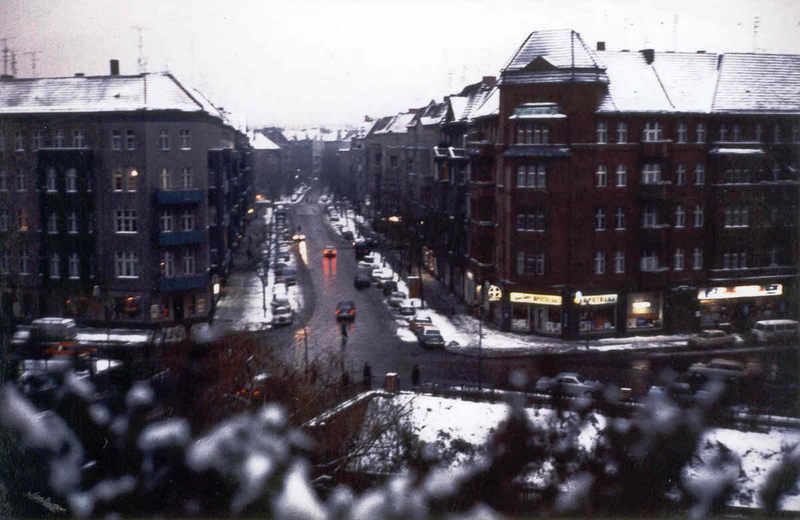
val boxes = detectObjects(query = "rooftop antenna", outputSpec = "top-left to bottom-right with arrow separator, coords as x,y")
753,16 -> 760,53
10,50 -> 17,76
1,37 -> 14,76
131,25 -> 147,73
22,51 -> 40,77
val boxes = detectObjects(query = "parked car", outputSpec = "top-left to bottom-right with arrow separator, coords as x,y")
335,300 -> 356,320
322,246 -> 337,258
329,215 -> 340,224
354,273 -> 372,289
687,329 -> 735,349
276,269 -> 297,286
342,231 -> 354,241
408,316 -> 433,334
646,382 -> 709,408
271,306 -> 293,326
382,280 -> 399,296
387,291 -> 407,307
418,326 -> 445,349
534,372 -> 603,398
398,299 -> 418,318
751,319 -> 800,344
370,268 -> 394,287
688,358 -> 748,382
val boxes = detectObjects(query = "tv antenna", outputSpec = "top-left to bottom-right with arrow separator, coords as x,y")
753,16 -> 761,53
10,50 -> 17,76
1,37 -> 14,76
131,25 -> 147,73
22,51 -> 41,77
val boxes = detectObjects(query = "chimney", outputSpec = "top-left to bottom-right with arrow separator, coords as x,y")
74,73 -> 85,77
696,50 -> 706,53
640,48 -> 655,65
596,41 -> 606,51
109,59 -> 120,76
482,75 -> 497,87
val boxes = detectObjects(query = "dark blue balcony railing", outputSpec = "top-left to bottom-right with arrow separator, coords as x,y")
156,189 -> 204,205
158,230 -> 206,246
159,274 -> 207,292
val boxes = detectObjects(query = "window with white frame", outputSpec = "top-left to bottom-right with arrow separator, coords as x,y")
16,209 -> 28,232
674,204 -> 685,228
46,168 -> 57,192
723,205 -> 749,227
595,165 -> 607,187
675,163 -> 686,186
594,208 -> 606,231
159,210 -> 174,232
179,129 -> 191,149
66,168 -> 77,192
111,130 -> 122,151
756,124 -> 764,142
180,210 -> 194,231
641,163 -> 662,184
517,123 -> 549,144
773,124 -> 782,143
180,167 -> 193,189
596,121 -> 608,143
19,246 -> 29,274
0,209 -> 7,232
792,125 -> 799,143
614,251 -> 625,273
49,254 -> 60,279
160,167 -> 172,189
693,205 -> 704,227
614,207 -> 626,230
73,129 -> 85,148
516,252 -> 545,275
47,213 -> 58,234
0,169 -> 6,191
113,168 -> 124,191
182,250 -> 196,275
32,131 -> 42,150
126,168 -> 138,192
53,129 -> 64,148
694,164 -> 705,185
722,251 -> 747,270
642,206 -> 658,228
695,123 -> 706,143
594,251 -> 605,274
677,122 -> 687,143
692,247 -> 703,270
159,129 -> 170,150
126,130 -> 135,150
732,124 -> 742,142
14,131 -> 24,151
517,211 -> 545,232
719,124 -> 728,142
161,251 -> 175,277
640,252 -> 659,272
615,164 -> 627,187
768,247 -> 779,266
516,164 -> 546,188
68,212 -> 78,234
114,209 -> 138,233
643,121 -> 662,142
114,251 -> 139,278
68,253 -> 80,279
673,248 -> 684,270
616,122 -> 628,143
16,168 -> 25,191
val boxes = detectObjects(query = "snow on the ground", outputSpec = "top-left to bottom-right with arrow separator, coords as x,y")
76,330 -> 152,345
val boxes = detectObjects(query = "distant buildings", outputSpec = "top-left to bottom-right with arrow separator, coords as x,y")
361,29 -> 799,338
0,61 -> 254,326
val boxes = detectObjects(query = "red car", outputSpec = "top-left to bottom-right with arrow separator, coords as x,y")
335,300 -> 356,320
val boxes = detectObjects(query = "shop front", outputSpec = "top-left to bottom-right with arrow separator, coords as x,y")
697,283 -> 787,331
626,292 -> 663,332
509,292 -> 563,335
577,293 -> 618,336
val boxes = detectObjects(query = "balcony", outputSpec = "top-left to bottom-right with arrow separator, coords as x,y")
640,140 -> 672,159
156,189 -> 204,205
158,230 -> 206,246
637,224 -> 669,244
159,274 -> 207,292
637,182 -> 671,201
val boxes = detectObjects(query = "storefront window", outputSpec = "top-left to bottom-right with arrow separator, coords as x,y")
626,292 -> 663,330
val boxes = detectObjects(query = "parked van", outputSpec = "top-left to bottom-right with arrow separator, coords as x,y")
751,319 -> 800,344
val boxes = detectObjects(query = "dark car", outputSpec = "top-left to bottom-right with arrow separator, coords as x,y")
354,273 -> 372,289
418,326 -> 445,349
335,301 -> 356,320
342,230 -> 354,241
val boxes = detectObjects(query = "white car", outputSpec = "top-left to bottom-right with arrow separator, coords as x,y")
387,291 -> 407,307
271,306 -> 293,326
398,299 -> 418,317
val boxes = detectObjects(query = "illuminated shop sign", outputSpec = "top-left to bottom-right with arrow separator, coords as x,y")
510,292 -> 562,305
697,284 -> 783,301
579,294 -> 618,306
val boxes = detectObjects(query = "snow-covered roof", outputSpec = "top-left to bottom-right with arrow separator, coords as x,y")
713,53 -> 800,113
376,112 -> 417,134
448,96 -> 469,122
503,28 -> 602,72
282,127 -> 347,142
251,132 -> 280,150
0,72 -> 223,117
471,87 -> 499,120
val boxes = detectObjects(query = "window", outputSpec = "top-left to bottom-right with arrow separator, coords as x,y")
53,129 -> 64,148
773,124 -> 782,143
14,131 -> 24,151
516,252 -> 545,275
209,206 -> 218,226
32,131 -> 42,150
180,167 -> 193,189
160,167 -> 172,190
87,213 -> 93,234
595,165 -> 607,187
114,251 -> 139,278
732,124 -> 742,142
616,122 -> 628,143
66,168 -> 77,192
68,212 -> 78,234
722,251 -> 747,269
722,167 -> 751,184
0,209 -> 8,232
718,124 -> 728,142
516,123 -> 549,144
47,213 -> 58,234
723,205 -> 749,227
73,129 -> 85,148
642,206 -> 658,228
0,169 -> 6,191
694,164 -> 705,185
46,168 -> 57,192
641,163 -> 661,184
695,123 -> 706,143
755,124 -> 764,142
159,210 -> 174,232
615,164 -> 627,187
15,168 -> 25,191
19,246 -> 29,274
126,168 -> 138,192
692,247 -> 703,270
0,131 -> 4,151
16,209 -> 28,232
614,251 -> 625,274
389,156 -> 398,167
516,165 -> 546,188
161,252 -> 175,277
674,204 -> 685,228
673,248 -> 684,271
596,121 -> 607,144
614,207 -> 626,230
180,129 -> 191,149
182,250 -> 196,274
643,121 -> 662,142
68,253 -> 80,279
113,168 -> 124,191
517,211 -> 546,232
640,252 -> 659,272
594,208 -> 606,231
159,129 -> 170,150
792,125 -> 799,143
768,248 -> 779,266
0,251 -> 8,274
675,163 -> 686,186
677,122 -> 687,143
594,251 -> 606,274
693,205 -> 704,227
126,130 -> 135,150
114,209 -> 138,233
111,130 -> 122,151
180,209 -> 194,231
49,254 -> 60,279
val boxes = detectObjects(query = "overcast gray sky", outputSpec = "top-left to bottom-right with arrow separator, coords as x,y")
1,0 -> 799,127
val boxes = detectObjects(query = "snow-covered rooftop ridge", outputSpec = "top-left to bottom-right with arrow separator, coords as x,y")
251,131 -> 280,150
0,72 -> 226,116
503,28 -> 603,72
471,86 -> 499,119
